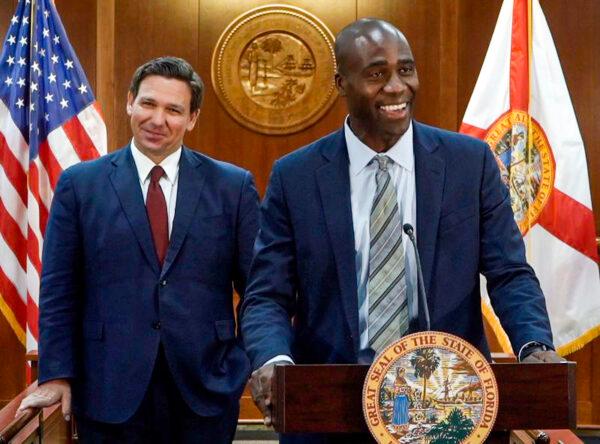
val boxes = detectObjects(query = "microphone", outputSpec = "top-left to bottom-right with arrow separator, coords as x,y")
403,223 -> 431,331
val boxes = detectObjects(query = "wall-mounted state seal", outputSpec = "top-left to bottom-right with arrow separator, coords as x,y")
211,5 -> 337,135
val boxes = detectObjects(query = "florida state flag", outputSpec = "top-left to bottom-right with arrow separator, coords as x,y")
460,0 -> 600,355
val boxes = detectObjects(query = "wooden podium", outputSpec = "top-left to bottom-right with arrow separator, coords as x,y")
272,363 -> 576,442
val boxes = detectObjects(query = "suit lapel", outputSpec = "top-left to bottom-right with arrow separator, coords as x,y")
316,130 -> 360,354
414,122 -> 445,305
160,147 -> 205,278
109,146 -> 160,275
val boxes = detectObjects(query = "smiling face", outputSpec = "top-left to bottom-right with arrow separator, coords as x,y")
127,75 -> 199,163
335,23 -> 419,152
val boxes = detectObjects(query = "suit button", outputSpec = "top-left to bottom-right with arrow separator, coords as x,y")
160,280 -> 167,287
152,321 -> 161,330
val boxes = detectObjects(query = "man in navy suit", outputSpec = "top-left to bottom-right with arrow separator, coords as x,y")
18,57 -> 259,443
240,19 -> 563,443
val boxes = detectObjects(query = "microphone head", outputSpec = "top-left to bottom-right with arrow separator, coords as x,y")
403,223 -> 414,235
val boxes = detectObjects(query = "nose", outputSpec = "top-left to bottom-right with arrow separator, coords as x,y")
383,72 -> 406,94
149,108 -> 166,127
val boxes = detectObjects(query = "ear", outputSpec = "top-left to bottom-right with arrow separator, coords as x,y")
335,73 -> 346,97
126,91 -> 134,116
186,109 -> 200,131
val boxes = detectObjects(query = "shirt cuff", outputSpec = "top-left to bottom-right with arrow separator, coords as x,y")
263,355 -> 294,367
518,341 -> 550,361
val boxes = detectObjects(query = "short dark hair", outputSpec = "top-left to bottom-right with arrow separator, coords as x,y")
129,56 -> 204,113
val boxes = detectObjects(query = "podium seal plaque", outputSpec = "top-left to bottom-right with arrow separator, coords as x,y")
363,332 -> 499,443
211,5 -> 337,134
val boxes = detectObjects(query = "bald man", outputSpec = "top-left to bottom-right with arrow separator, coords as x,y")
241,18 -> 561,443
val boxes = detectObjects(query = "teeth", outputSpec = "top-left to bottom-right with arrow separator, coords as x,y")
380,103 -> 407,111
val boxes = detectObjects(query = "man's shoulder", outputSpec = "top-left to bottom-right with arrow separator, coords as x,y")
275,129 -> 343,170
183,146 -> 251,180
61,146 -> 122,179
415,121 -> 488,154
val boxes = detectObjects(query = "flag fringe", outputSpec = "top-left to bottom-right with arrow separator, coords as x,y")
0,293 -> 26,346
556,324 -> 600,357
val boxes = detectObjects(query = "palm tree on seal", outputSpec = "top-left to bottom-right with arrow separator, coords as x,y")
426,407 -> 474,443
410,348 -> 440,403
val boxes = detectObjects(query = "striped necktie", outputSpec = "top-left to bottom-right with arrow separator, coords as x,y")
368,155 -> 408,354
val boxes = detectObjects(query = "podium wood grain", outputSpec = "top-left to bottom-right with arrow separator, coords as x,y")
273,363 -> 576,434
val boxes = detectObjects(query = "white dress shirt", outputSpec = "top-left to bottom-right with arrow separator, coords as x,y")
130,139 -> 180,237
345,119 -> 418,350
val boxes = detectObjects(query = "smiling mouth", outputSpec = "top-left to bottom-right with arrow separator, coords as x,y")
379,102 -> 408,112
142,129 -> 166,138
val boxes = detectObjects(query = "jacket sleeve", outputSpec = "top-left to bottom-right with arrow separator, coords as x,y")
240,162 -> 297,369
478,145 -> 554,352
38,169 -> 83,384
233,171 -> 259,315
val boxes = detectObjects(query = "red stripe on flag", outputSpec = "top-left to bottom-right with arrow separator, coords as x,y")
0,133 -> 28,204
0,267 -> 26,329
37,140 -> 64,190
28,162 -> 50,237
0,200 -> 27,269
27,230 -> 42,276
62,116 -> 102,161
26,292 -> 39,340
510,0 -> 529,111
538,188 -> 599,262
459,122 -> 488,140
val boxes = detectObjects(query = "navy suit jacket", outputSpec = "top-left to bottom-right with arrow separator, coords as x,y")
241,122 -> 553,371
38,145 -> 259,423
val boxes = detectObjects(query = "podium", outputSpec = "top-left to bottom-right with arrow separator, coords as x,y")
272,363 -> 576,442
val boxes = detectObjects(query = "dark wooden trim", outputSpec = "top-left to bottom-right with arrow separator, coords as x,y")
273,362 -> 576,434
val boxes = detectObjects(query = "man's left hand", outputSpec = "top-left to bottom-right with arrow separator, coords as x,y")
521,349 -> 565,363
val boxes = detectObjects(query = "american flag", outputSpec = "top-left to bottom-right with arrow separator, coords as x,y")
0,0 -> 106,354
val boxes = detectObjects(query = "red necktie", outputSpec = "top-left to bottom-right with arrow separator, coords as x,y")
147,166 -> 169,266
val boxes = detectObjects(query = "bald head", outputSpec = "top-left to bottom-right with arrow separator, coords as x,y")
335,18 -> 410,75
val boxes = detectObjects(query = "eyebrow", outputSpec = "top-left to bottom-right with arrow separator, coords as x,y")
364,58 -> 415,70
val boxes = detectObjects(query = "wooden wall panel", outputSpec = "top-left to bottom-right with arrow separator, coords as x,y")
0,1 -> 18,41
542,0 -> 600,234
113,0 -> 200,153
0,316 -> 24,406
55,0 -> 97,92
196,0 -> 353,194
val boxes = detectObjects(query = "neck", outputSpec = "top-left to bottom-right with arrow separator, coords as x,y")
347,118 -> 401,153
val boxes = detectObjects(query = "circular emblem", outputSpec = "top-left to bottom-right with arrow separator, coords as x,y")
363,332 -> 499,444
485,110 -> 555,235
211,5 -> 337,135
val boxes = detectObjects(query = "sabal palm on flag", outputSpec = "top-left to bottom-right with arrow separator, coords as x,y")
460,0 -> 600,356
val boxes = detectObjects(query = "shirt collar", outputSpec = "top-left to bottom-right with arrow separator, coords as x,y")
130,139 -> 182,184
344,117 -> 414,176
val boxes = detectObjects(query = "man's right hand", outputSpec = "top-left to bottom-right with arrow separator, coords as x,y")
249,361 -> 289,427
17,379 -> 72,421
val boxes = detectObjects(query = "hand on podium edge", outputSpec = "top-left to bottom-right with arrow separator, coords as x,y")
17,378 -> 71,421
521,349 -> 566,363
249,360 -> 291,427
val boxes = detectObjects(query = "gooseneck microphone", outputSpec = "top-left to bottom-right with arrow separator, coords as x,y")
402,223 -> 431,331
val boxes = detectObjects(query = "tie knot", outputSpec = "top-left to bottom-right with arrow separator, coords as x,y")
150,166 -> 165,184
373,155 -> 392,171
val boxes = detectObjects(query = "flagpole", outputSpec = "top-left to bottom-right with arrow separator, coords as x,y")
29,0 -> 37,145
526,0 -> 534,253
25,0 -> 38,356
